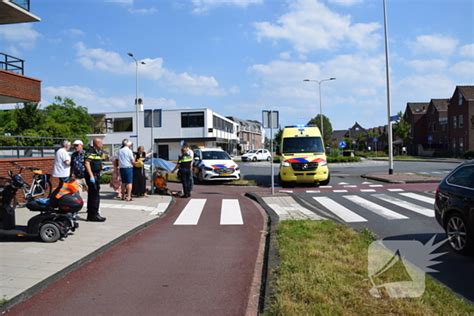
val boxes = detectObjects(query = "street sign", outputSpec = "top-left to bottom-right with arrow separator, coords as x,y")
262,110 -> 279,129
130,135 -> 138,138
390,114 -> 400,122
339,140 -> 347,149
373,137 -> 378,143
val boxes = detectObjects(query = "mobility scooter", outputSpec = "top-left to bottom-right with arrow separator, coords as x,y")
0,169 -> 82,242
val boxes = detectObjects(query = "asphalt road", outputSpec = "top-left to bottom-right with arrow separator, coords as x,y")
8,185 -> 266,316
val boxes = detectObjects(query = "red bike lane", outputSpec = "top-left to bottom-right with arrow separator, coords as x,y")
7,186 -> 266,316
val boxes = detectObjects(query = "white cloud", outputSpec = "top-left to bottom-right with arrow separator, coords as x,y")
43,85 -> 177,111
459,43 -> 474,58
128,7 -> 158,15
254,0 -> 380,53
412,34 -> 458,55
328,0 -> 363,6
279,51 -> 291,60
192,0 -> 263,13
75,42 -> 231,96
63,28 -> 85,37
451,61 -> 474,78
407,59 -> 448,73
395,74 -> 456,102
0,24 -> 40,51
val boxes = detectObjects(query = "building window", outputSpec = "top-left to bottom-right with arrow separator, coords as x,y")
460,137 -> 464,152
144,110 -> 152,127
213,115 -> 234,133
459,115 -> 464,128
453,116 -> 457,129
452,139 -> 456,151
145,109 -> 162,128
458,92 -> 463,106
181,112 -> 204,128
113,117 -> 133,132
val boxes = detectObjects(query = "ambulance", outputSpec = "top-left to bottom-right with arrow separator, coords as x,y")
278,125 -> 330,187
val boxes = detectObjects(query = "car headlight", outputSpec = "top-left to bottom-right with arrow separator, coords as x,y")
235,166 -> 240,171
204,166 -> 213,171
319,160 -> 327,166
281,161 -> 291,167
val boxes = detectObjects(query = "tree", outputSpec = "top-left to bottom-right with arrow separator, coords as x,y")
307,114 -> 333,145
273,128 -> 283,149
393,111 -> 410,146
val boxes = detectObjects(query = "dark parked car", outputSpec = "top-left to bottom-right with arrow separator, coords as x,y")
435,161 -> 474,255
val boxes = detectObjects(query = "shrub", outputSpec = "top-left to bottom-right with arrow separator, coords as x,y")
100,174 -> 111,184
464,151 -> 474,160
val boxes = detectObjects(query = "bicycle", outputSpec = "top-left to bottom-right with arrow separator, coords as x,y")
11,162 -> 52,201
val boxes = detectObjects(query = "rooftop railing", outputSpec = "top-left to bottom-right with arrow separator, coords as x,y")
0,52 -> 25,75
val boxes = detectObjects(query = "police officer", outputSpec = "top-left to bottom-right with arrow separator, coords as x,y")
172,147 -> 193,198
84,138 -> 106,222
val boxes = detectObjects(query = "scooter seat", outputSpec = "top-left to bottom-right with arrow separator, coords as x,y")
27,199 -> 53,212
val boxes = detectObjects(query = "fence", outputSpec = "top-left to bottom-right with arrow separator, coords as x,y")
0,135 -> 85,158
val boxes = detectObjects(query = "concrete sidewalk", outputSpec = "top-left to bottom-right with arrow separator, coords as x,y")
0,185 -> 172,308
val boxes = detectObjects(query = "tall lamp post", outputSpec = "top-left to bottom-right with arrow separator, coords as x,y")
382,0 -> 394,175
127,52 -> 146,146
303,77 -> 336,141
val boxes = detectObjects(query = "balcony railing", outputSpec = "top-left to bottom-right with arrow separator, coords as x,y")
0,52 -> 24,75
11,0 -> 30,11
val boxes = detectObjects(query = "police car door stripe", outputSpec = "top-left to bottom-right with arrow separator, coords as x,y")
173,199 -> 206,225
220,199 -> 244,225
313,197 -> 367,222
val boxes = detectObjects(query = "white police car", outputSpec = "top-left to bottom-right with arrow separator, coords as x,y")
193,148 -> 241,182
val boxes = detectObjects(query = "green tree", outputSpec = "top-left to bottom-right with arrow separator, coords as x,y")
393,111 -> 410,146
307,114 -> 333,145
13,102 -> 44,133
273,128 -> 283,151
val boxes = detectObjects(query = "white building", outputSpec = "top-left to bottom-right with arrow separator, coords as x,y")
90,108 -> 239,160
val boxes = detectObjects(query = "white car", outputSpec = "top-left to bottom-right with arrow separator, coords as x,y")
241,149 -> 272,162
193,148 -> 241,181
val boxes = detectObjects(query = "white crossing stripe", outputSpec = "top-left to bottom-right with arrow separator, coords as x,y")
362,181 -> 373,185
306,190 -> 320,193
373,194 -> 434,217
344,195 -> 408,220
369,184 -> 384,188
388,188 -> 404,192
432,171 -> 442,174
419,172 -> 430,175
333,190 -> 348,193
360,189 -> 376,192
313,197 -> 367,222
319,185 -> 333,188
173,199 -> 206,225
344,185 -> 358,188
279,190 -> 294,193
338,182 -> 349,185
150,202 -> 169,216
220,199 -> 244,225
399,192 -> 435,205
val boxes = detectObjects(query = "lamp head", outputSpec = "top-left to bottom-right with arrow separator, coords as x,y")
127,52 -> 134,57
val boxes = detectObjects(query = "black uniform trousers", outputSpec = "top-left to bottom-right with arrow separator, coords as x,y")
86,173 -> 101,217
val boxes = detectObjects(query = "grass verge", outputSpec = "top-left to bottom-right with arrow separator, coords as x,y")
265,220 -> 474,315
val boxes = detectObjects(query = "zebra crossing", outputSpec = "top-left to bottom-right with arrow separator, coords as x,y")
306,191 -> 435,223
99,202 -> 170,217
173,198 -> 244,226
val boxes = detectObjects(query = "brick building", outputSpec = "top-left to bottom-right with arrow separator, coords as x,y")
404,102 -> 428,155
448,86 -> 474,155
425,99 -> 449,152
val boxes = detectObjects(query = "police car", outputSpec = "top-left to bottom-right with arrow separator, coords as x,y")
193,148 -> 241,182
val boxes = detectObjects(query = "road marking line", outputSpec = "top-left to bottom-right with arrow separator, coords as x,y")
387,188 -> 404,192
373,194 -> 434,217
398,192 -> 435,205
173,199 -> 206,225
319,185 -> 333,188
362,181 -> 373,185
360,189 -> 376,192
432,171 -> 442,174
313,197 -> 367,222
333,190 -> 348,193
343,185 -> 358,188
306,190 -> 320,193
344,195 -> 408,220
279,190 -> 293,193
419,172 -> 430,175
405,172 -> 414,175
220,199 -> 244,225
338,182 -> 349,185
369,185 -> 384,188
150,202 -> 169,216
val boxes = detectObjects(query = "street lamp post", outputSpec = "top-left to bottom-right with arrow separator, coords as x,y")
127,52 -> 146,146
303,78 -> 336,141
382,0 -> 394,175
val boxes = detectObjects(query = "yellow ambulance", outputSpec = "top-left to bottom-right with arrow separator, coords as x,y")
278,125 -> 330,187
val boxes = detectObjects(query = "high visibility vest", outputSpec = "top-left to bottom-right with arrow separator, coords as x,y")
55,180 -> 80,199
178,155 -> 193,163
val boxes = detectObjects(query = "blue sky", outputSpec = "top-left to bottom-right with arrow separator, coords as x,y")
1,0 -> 473,130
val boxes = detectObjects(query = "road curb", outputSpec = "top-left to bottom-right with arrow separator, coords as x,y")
245,192 -> 280,314
361,174 -> 441,184
0,196 -> 176,314
369,158 -> 464,164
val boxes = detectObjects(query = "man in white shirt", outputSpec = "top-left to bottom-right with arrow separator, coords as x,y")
118,139 -> 135,201
53,140 -> 71,184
